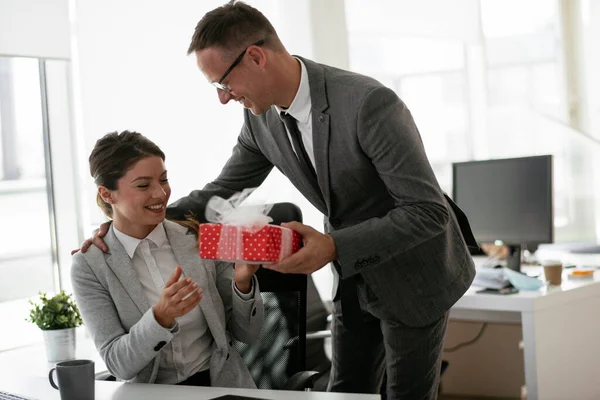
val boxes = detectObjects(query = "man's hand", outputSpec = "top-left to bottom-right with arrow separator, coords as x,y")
264,221 -> 337,275
234,263 -> 260,294
71,221 -> 111,255
153,266 -> 203,328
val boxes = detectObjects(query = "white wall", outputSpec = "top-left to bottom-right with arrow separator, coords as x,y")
345,0 -> 481,43
0,0 -> 71,59
73,0 -> 233,195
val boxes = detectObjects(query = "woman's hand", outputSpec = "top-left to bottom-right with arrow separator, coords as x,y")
234,263 -> 260,294
153,266 -> 202,328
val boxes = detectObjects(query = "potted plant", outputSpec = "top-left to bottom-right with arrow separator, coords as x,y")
27,290 -> 83,362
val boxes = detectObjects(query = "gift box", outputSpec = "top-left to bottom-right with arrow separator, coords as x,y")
199,223 -> 302,263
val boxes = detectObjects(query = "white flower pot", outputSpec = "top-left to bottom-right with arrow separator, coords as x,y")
43,327 -> 77,362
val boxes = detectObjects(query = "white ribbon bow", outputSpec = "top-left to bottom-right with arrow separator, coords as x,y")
205,188 -> 273,228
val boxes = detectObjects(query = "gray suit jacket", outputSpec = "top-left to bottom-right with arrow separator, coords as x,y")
169,57 -> 475,327
71,220 -> 263,387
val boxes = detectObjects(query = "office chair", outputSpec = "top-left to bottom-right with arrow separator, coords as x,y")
232,202 -> 321,391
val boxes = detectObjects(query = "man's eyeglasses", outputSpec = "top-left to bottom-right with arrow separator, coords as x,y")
212,39 -> 265,93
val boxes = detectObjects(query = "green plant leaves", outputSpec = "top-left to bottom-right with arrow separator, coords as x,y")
26,290 -> 83,330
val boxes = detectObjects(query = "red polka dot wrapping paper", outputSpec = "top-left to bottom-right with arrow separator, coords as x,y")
198,223 -> 302,264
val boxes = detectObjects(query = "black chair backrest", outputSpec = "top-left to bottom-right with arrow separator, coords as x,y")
232,202 -> 308,390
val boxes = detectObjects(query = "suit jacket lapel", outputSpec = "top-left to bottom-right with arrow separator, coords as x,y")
267,110 -> 327,212
310,105 -> 331,211
104,228 -> 150,315
299,56 -> 332,212
164,221 -> 229,348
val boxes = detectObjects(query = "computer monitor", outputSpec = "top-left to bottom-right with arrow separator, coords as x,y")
452,155 -> 553,271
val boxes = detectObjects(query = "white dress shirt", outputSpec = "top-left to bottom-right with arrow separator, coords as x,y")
113,223 -> 250,384
276,57 -> 316,169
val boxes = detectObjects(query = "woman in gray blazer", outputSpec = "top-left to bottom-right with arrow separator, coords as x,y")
71,130 -> 263,388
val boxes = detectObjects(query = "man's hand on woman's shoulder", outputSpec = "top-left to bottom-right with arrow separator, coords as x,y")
70,221 -> 112,255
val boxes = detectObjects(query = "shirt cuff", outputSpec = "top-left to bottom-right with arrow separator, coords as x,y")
138,308 -> 175,345
151,308 -> 179,333
233,279 -> 254,300
169,320 -> 180,333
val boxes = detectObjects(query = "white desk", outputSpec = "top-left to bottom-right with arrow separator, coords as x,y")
0,336 -> 375,399
0,330 -> 106,380
450,267 -> 600,400
0,375 -> 378,400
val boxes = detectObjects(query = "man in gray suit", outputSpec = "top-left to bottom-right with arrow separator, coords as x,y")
86,2 -> 476,398
176,3 -> 476,399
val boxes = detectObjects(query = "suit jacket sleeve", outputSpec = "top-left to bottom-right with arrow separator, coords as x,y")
214,261 -> 264,344
329,86 -> 451,278
71,253 -> 174,380
166,116 -> 274,221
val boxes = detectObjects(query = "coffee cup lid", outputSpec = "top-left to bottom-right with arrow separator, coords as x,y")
541,259 -> 562,267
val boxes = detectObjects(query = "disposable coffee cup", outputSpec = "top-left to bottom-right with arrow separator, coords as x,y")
541,259 -> 563,286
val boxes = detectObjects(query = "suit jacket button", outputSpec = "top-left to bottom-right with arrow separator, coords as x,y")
154,341 -> 166,351
355,261 -> 362,270
374,256 -> 381,263
330,219 -> 341,228
318,115 -> 324,122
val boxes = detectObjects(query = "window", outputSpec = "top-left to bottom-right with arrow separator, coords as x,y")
345,0 -> 599,244
0,56 -> 75,351
481,0 -> 598,243
345,1 -> 473,195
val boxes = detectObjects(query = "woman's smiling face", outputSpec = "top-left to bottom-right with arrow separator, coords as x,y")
100,156 -> 170,238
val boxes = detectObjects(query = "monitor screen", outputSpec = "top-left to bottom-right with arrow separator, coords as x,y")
452,155 -> 553,270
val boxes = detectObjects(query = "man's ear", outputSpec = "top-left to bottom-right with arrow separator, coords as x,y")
247,45 -> 266,69
98,186 -> 115,204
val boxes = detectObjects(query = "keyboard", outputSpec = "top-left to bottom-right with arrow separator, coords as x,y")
0,391 -> 34,400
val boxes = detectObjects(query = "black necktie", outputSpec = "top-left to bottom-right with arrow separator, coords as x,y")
280,112 -> 321,195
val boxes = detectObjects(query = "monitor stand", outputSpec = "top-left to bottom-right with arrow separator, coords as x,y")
506,245 -> 522,272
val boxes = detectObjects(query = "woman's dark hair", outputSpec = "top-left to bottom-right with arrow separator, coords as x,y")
187,1 -> 282,57
89,130 -> 165,218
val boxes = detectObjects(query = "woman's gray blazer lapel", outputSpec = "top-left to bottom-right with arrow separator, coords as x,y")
103,227 -> 150,315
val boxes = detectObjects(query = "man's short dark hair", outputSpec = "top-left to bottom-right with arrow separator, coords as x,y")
187,1 -> 282,57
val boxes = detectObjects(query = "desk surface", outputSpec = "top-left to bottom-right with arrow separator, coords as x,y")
0,331 -> 106,379
0,376 -> 378,400
454,265 -> 600,313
